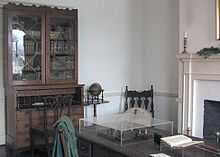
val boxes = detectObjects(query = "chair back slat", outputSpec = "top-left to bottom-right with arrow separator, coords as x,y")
124,85 -> 154,118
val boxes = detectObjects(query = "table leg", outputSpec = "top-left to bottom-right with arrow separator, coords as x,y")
94,103 -> 97,117
170,121 -> 174,135
120,131 -> 123,146
181,149 -> 185,157
79,119 -> 82,133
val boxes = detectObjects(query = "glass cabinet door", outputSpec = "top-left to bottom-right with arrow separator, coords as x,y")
47,14 -> 77,83
9,14 -> 43,82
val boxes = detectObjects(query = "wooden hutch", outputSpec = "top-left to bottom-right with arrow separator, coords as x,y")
3,4 -> 84,150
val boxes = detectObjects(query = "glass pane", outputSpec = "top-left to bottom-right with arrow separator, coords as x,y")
49,17 -> 75,80
10,15 -> 42,81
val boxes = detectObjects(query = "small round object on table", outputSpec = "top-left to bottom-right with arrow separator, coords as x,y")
88,83 -> 102,96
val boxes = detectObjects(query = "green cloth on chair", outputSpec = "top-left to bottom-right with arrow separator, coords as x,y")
52,116 -> 79,157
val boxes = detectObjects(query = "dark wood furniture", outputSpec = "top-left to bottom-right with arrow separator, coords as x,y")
30,95 -> 73,157
78,127 -> 219,157
124,85 -> 154,117
3,3 -> 84,152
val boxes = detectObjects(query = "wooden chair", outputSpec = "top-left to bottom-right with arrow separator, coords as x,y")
124,85 -> 154,117
123,85 -> 154,138
30,95 -> 73,157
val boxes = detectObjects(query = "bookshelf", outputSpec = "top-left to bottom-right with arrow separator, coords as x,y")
3,4 -> 83,151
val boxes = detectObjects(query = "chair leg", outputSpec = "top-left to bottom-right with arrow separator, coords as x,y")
47,148 -> 51,157
47,145 -> 52,157
30,130 -> 34,157
45,135 -> 51,157
31,142 -> 34,157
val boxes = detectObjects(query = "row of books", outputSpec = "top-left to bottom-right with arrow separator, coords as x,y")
24,40 -> 40,55
50,40 -> 72,56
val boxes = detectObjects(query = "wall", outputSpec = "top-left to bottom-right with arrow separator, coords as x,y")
80,0 -> 179,129
78,0 -> 146,90
76,0 -> 147,120
179,0 -> 219,53
0,0 -> 179,144
0,7 -> 5,145
143,0 -> 179,128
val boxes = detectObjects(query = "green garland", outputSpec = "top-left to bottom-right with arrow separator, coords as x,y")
197,46 -> 220,59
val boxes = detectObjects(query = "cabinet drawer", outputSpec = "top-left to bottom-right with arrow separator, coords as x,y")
93,144 -> 109,157
78,139 -> 92,157
108,150 -> 127,157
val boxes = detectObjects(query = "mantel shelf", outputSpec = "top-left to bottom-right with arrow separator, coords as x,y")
176,53 -> 220,61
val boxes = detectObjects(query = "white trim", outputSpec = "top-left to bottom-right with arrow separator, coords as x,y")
102,91 -> 177,98
177,53 -> 220,135
155,91 -> 178,98
177,53 -> 220,60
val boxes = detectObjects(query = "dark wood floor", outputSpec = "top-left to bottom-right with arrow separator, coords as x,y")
0,145 -> 48,157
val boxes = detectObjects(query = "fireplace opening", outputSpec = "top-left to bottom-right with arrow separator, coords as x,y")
204,100 -> 220,144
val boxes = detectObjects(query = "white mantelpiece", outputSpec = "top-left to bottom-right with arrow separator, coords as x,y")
177,53 -> 220,135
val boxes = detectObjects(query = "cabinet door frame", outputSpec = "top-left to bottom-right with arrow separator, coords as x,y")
4,6 -> 46,86
45,9 -> 78,85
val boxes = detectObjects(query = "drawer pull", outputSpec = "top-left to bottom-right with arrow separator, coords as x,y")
80,145 -> 88,151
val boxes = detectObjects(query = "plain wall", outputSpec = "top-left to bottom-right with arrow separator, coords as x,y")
143,0 -> 179,125
0,7 -> 5,145
179,0 -> 220,53
0,0 -> 179,144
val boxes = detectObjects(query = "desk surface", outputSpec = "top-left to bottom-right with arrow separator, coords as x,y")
78,127 -> 219,157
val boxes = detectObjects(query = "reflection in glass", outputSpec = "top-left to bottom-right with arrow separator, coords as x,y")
10,15 -> 41,81
12,29 -> 25,75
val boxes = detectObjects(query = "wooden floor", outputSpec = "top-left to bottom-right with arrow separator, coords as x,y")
0,145 -> 48,157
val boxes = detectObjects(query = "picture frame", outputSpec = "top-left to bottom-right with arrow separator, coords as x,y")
216,0 -> 220,39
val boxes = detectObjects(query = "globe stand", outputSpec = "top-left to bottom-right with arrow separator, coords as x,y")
86,89 -> 104,104
86,89 -> 104,117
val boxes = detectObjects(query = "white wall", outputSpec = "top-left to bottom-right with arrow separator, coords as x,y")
77,0 -> 147,122
144,0 -> 179,94
78,0 -> 146,90
143,0 -> 179,129
0,7 -> 5,145
179,0 -> 220,53
0,0 -> 180,144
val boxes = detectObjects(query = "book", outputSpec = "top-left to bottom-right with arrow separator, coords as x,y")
161,135 -> 203,148
150,153 -> 171,157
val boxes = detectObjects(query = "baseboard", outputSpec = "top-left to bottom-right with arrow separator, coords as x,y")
103,91 -> 178,98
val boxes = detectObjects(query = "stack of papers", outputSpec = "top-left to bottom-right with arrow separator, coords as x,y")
150,153 -> 171,157
161,135 -> 203,148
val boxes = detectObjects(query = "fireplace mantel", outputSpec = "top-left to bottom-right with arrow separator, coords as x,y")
177,53 -> 220,60
177,53 -> 220,135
